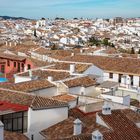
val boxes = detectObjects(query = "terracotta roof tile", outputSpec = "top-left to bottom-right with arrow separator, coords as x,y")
50,62 -> 91,73
18,69 -> 71,81
4,131 -> 29,140
0,89 -> 68,110
52,94 -> 77,102
64,55 -> 140,75
41,108 -> 140,140
6,79 -> 55,92
0,53 -> 26,61
64,76 -> 97,88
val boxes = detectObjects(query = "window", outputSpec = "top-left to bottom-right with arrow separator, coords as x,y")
1,65 -> 5,73
14,62 -> 16,67
109,73 -> 113,79
7,60 -> 10,66
27,64 -> 31,70
0,111 -> 28,133
17,63 -> 20,72
21,63 -> 24,71
118,74 -> 122,83
129,75 -> 133,86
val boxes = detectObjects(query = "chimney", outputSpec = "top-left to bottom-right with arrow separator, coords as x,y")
80,49 -> 83,53
0,121 -> 4,140
71,52 -> 75,57
81,86 -> 85,95
29,70 -> 33,78
70,64 -> 75,74
14,42 -> 17,46
73,119 -> 82,135
5,41 -> 8,46
92,130 -> 103,140
102,101 -> 111,115
48,76 -> 53,82
9,42 -> 11,47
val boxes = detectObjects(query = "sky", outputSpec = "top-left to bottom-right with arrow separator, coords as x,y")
0,0 -> 140,19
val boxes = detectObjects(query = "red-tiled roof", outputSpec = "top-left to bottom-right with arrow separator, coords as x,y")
41,109 -> 140,140
6,79 -> 55,92
4,131 -> 29,140
52,94 -> 77,102
0,53 -> 26,61
0,101 -> 28,114
64,76 -> 97,88
0,89 -> 68,110
98,110 -> 140,140
65,55 -> 140,75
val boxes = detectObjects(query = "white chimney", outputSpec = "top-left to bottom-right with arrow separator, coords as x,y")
102,102 -> 111,115
5,41 -> 8,46
92,130 -> 103,140
73,119 -> 82,135
71,52 -> 75,57
9,42 -> 11,47
81,86 -> 85,95
14,42 -> 17,46
0,121 -> 4,140
48,76 -> 53,81
29,70 -> 33,77
70,64 -> 75,74
80,49 -> 83,53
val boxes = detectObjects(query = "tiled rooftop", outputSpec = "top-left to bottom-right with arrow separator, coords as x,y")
50,62 -> 91,73
64,55 -> 140,75
41,108 -> 140,140
18,69 -> 71,81
6,79 -> 55,92
64,76 -> 97,88
0,88 -> 68,110
52,94 -> 77,102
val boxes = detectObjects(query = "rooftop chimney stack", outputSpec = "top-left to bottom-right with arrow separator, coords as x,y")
73,119 -> 82,135
81,86 -> 85,95
102,101 -> 111,115
71,52 -> 75,57
5,41 -> 8,46
92,130 -> 103,140
70,64 -> 75,74
48,76 -> 53,82
0,121 -> 4,140
80,49 -> 83,53
9,42 -> 11,47
14,42 -> 17,46
29,70 -> 33,78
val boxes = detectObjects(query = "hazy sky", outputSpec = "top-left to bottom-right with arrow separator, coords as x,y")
0,0 -> 140,19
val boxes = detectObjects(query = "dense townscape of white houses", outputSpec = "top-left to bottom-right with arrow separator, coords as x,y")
0,17 -> 140,140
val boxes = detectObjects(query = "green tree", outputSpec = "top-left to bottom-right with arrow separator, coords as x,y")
102,38 -> 109,46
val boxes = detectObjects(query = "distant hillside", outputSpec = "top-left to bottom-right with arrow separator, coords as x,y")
0,16 -> 30,20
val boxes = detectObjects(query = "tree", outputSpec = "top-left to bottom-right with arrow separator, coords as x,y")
73,18 -> 78,20
131,47 -> 135,54
34,29 -> 37,37
138,49 -> 140,54
102,38 -> 109,46
111,43 -> 115,48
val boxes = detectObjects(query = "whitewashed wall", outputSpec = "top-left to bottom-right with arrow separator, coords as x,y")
68,100 -> 77,109
15,76 -> 32,83
84,65 -> 104,83
100,94 -> 130,106
27,107 -> 68,140
69,86 -> 96,96
31,87 -> 57,97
